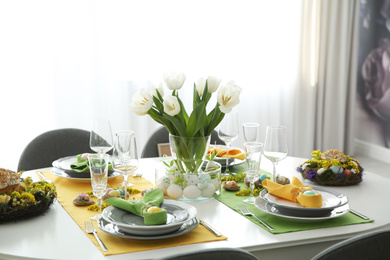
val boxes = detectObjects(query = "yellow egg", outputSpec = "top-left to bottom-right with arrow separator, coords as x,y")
147,206 -> 162,213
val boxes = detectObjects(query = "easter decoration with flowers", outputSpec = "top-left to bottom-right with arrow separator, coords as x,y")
297,149 -> 364,186
130,72 -> 242,200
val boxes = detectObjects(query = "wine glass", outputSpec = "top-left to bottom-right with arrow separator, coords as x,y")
112,130 -> 139,200
263,125 -> 288,182
243,142 -> 263,204
90,119 -> 114,155
243,123 -> 259,142
88,153 -> 109,221
218,110 -> 239,176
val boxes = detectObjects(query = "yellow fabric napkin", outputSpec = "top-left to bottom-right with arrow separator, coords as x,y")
208,147 -> 245,160
262,177 -> 323,208
39,170 -> 227,256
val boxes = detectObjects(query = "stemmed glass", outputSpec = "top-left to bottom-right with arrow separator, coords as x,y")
243,123 -> 259,142
90,119 -> 114,155
88,153 -> 109,221
112,130 -> 139,200
243,142 -> 263,204
263,125 -> 288,182
218,110 -> 239,177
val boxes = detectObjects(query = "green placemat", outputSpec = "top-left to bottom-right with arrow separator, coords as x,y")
215,180 -> 374,234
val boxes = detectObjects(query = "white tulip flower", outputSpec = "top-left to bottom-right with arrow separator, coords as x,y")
129,88 -> 153,116
150,82 -> 164,98
163,95 -> 181,116
217,80 -> 242,113
196,75 -> 221,96
163,71 -> 186,90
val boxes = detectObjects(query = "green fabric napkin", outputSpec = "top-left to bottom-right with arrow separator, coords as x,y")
70,154 -> 113,172
216,178 -> 374,234
105,188 -> 168,226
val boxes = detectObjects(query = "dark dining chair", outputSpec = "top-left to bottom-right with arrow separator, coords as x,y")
141,126 -> 224,158
156,247 -> 258,260
311,229 -> 390,260
17,128 -> 94,172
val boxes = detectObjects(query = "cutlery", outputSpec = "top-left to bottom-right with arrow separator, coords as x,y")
84,221 -> 108,252
199,219 -> 222,237
349,209 -> 370,220
133,172 -> 143,177
36,171 -> 53,183
239,204 -> 274,231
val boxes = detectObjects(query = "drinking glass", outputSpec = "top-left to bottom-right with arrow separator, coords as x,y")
112,130 -> 139,200
243,142 -> 263,204
90,119 -> 114,155
243,123 -> 259,142
88,153 -> 109,221
218,110 -> 239,176
263,125 -> 288,182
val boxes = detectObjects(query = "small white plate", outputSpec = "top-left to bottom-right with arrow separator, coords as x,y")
50,167 -> 121,183
102,200 -> 197,236
254,196 -> 350,222
98,216 -> 199,240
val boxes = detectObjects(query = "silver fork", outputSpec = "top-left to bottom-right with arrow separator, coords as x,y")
84,221 -> 108,252
133,172 -> 143,177
239,204 -> 274,231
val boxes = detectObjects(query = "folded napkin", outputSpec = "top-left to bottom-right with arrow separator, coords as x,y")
262,177 -> 323,208
70,154 -> 113,172
105,188 -> 167,225
208,147 -> 245,160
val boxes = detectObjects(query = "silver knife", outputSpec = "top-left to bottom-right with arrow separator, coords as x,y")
349,209 -> 369,220
199,219 -> 222,237
36,171 -> 53,183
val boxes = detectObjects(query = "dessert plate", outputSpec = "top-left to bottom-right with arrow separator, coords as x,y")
101,200 -> 197,236
259,187 -> 348,217
254,196 -> 349,222
98,216 -> 199,240
52,156 -> 114,178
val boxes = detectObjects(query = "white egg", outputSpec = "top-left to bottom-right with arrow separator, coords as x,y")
156,184 -> 168,195
210,179 -> 221,191
183,186 -> 201,199
201,183 -> 216,197
197,179 -> 208,189
167,184 -> 183,199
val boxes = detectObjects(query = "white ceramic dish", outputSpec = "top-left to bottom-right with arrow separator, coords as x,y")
259,187 -> 348,217
254,196 -> 350,222
98,216 -> 199,240
101,200 -> 197,236
50,167 -> 121,183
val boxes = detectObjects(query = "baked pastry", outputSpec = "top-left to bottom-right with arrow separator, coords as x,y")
0,168 -> 21,194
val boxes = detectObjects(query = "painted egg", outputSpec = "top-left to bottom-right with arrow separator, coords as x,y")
197,179 -> 208,189
201,183 -> 216,197
183,186 -> 201,199
162,176 -> 171,187
259,174 -> 268,182
184,174 -> 199,185
210,179 -> 221,191
147,206 -> 162,213
330,165 -> 343,174
344,169 -> 352,176
167,184 -> 183,199
199,173 -> 211,182
303,190 -> 316,195
317,168 -> 325,175
108,190 -> 121,197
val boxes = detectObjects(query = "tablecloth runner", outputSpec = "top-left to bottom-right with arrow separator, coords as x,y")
40,170 -> 227,256
216,179 -> 374,234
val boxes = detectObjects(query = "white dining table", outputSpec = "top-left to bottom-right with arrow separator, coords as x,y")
0,156 -> 389,260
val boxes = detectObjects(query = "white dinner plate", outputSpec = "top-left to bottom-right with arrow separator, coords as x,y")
50,167 -> 121,183
98,216 -> 199,240
254,196 -> 350,222
259,187 -> 348,217
101,200 -> 197,236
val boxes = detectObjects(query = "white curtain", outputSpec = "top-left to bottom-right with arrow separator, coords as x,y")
0,0 -> 359,170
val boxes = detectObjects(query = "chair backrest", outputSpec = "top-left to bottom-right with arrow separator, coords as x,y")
17,128 -> 94,172
141,127 -> 224,158
156,247 -> 258,260
311,229 -> 390,260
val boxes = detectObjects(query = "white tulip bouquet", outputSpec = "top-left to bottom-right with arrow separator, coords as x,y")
130,72 -> 242,173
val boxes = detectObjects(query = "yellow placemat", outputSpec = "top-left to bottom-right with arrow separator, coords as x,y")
40,170 -> 227,256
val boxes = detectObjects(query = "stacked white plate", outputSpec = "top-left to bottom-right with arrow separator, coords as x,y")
97,200 -> 199,240
255,187 -> 350,222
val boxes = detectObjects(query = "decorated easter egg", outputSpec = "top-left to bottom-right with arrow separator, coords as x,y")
183,186 -> 201,199
344,169 -> 352,176
259,174 -> 268,182
184,174 -> 199,186
330,165 -> 343,174
201,183 -> 216,197
317,168 -> 325,175
210,179 -> 221,191
167,184 -> 183,199
147,206 -> 162,213
199,173 -> 211,182
303,190 -> 316,195
109,190 -> 121,197
118,189 -> 125,195
161,176 -> 171,187
197,179 -> 208,189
